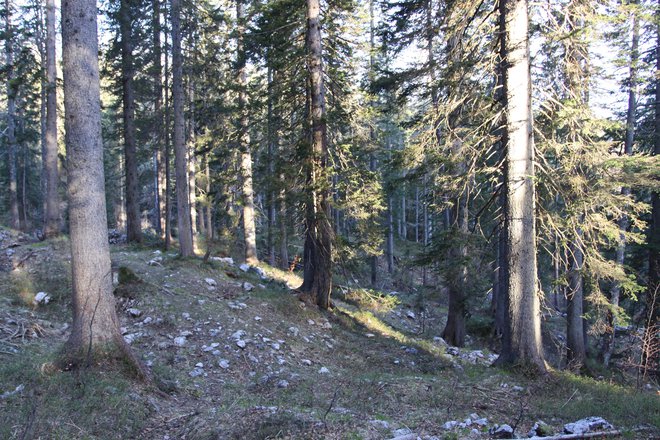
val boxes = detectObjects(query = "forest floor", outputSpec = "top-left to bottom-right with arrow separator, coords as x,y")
0,228 -> 658,440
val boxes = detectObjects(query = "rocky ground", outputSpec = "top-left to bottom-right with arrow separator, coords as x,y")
0,229 -> 658,439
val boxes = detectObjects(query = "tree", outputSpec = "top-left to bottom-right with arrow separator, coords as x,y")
42,0 -> 60,238
298,0 -> 333,310
496,0 -> 546,372
4,0 -> 19,230
236,0 -> 258,264
59,0 -> 143,373
171,0 -> 193,256
120,0 -> 142,243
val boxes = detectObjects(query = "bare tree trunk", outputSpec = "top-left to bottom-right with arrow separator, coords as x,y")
4,0 -> 19,230
567,228 -> 586,367
279,178 -> 289,270
495,0 -> 546,372
299,0 -> 333,309
236,0 -> 258,264
120,0 -> 142,243
387,196 -> 394,274
267,64 -> 277,266
171,0 -> 194,256
164,17 -> 172,249
59,0 -> 144,375
603,3 -> 639,366
401,190 -> 407,239
153,0 -> 164,236
43,0 -> 60,237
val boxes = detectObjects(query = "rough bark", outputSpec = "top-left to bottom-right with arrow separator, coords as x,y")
299,0 -> 333,310
267,65 -> 277,267
387,196 -> 394,274
120,0 -> 142,243
43,0 -> 60,238
279,178 -> 289,270
60,0 -> 144,375
153,0 -> 164,236
171,0 -> 194,256
566,229 -> 586,367
495,0 -> 546,372
4,0 -> 19,230
164,19 -> 172,249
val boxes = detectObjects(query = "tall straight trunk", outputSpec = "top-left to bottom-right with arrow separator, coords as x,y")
43,0 -> 60,237
204,156 -> 213,238
603,3 -> 639,366
387,196 -> 394,273
59,0 -> 143,374
299,0 -> 333,309
368,0 -> 378,286
188,62 -> 198,240
567,228 -> 586,366
422,177 -> 429,285
4,0 -> 19,230
164,18 -> 172,249
120,0 -> 142,243
643,0 -> 660,377
401,191 -> 407,239
495,0 -> 545,372
279,177 -> 289,270
171,0 -> 194,256
236,0 -> 258,264
153,0 -> 164,236
267,65 -> 277,266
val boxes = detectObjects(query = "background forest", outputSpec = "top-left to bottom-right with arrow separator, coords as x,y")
0,0 -> 659,438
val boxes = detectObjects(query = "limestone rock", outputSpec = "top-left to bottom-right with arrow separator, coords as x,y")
564,417 -> 613,435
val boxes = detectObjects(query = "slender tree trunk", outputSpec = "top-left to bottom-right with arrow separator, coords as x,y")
299,0 -> 333,309
401,190 -> 407,239
236,0 -> 258,264
164,17 -> 172,249
120,0 -> 142,243
171,0 -> 194,256
603,3 -> 639,366
567,227 -> 586,367
387,196 -> 394,273
59,0 -> 144,375
153,0 -> 164,236
279,177 -> 289,270
495,0 -> 545,372
4,0 -> 19,230
43,0 -> 60,237
267,65 -> 277,266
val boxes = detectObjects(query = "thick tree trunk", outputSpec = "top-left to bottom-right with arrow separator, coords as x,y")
299,0 -> 333,309
603,4 -> 639,366
171,0 -> 194,256
495,0 -> 546,372
236,0 -> 258,264
43,0 -> 60,238
4,0 -> 19,230
60,0 -> 143,374
567,229 -> 586,367
153,0 -> 164,236
120,0 -> 142,243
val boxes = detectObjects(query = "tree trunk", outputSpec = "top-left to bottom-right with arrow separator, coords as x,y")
4,0 -> 19,230
387,196 -> 394,273
279,178 -> 289,270
59,0 -> 144,375
236,0 -> 258,264
120,0 -> 142,243
43,0 -> 60,238
171,0 -> 194,256
566,228 -> 586,367
299,0 -> 333,309
401,190 -> 407,239
495,0 -> 546,372
164,16 -> 172,249
153,0 -> 164,236
603,3 -> 639,366
267,65 -> 277,267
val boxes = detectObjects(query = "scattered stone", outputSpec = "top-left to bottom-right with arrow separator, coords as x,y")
142,316 -> 153,324
254,316 -> 262,321
239,263 -> 250,272
232,330 -> 246,340
528,420 -> 551,437
180,330 -> 193,337
442,421 -> 458,430
318,367 -> 330,374
322,321 -> 332,329
365,333 -> 375,338
563,417 -> 613,435
236,340 -> 247,349
147,257 -> 163,266
243,282 -> 255,292
473,418 -> 488,427
195,362 -> 204,368
512,385 -> 524,392
205,278 -> 217,287
182,312 -> 191,320
189,368 -> 204,378
123,333 -> 142,344
391,428 -> 413,437
469,428 -> 480,437
33,292 -> 51,305
127,308 -> 142,318
271,343 -> 281,350
406,310 -> 416,319
370,420 -> 390,430
288,326 -> 299,337
218,359 -> 230,369
446,347 -> 460,356
301,359 -> 312,366
212,256 -> 234,265
489,424 -> 514,439
173,337 -> 187,347
277,379 -> 289,389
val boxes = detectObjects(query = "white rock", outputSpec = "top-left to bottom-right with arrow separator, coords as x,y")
127,308 -> 142,317
236,340 -> 247,349
205,278 -> 217,286
474,418 -> 488,426
301,359 -> 312,366
322,322 -> 332,329
365,333 -> 375,338
406,310 -> 416,319
212,256 -> 234,265
254,316 -> 262,321
218,359 -> 230,369
153,250 -> 162,255
318,367 -> 330,374
189,368 -> 204,378
180,330 -> 193,337
33,292 -> 51,305
239,263 -> 250,272
232,330 -> 246,340
243,282 -> 255,292
195,362 -> 204,368
174,336 -> 187,347
369,420 -> 390,430
490,424 -> 514,439
288,326 -> 299,336
442,421 -> 458,430
564,417 -> 613,435
142,316 -> 153,324
308,319 -> 316,325
148,257 -> 163,266
182,312 -> 191,320
277,379 -> 289,388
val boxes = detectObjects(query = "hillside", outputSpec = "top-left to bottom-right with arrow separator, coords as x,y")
0,230 -> 658,440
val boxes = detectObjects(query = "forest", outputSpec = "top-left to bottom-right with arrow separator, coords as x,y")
0,0 -> 658,438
